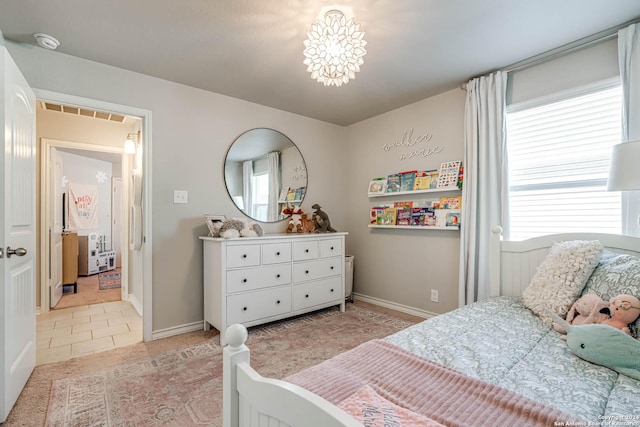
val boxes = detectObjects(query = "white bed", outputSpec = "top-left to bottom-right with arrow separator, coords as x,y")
223,229 -> 640,427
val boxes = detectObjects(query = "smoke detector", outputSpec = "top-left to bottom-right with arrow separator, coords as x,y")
34,33 -> 60,50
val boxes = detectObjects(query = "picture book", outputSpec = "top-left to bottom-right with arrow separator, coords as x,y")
413,170 -> 435,190
399,170 -> 417,192
380,207 -> 397,225
396,207 -> 412,226
410,207 -> 428,226
427,170 -> 440,189
394,201 -> 413,209
415,199 -> 439,209
385,173 -> 401,193
424,209 -> 437,226
368,178 -> 387,194
278,187 -> 290,202
436,160 -> 461,189
457,166 -> 464,189
439,196 -> 461,209
294,186 -> 306,200
287,189 -> 297,201
370,207 -> 385,225
446,211 -> 461,227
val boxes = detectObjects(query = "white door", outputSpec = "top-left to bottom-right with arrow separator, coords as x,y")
112,177 -> 122,267
0,46 -> 36,421
50,147 -> 64,307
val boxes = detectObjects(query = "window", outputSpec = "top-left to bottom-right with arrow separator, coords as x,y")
252,172 -> 269,221
506,82 -> 622,241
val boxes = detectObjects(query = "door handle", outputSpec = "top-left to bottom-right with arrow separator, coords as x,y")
6,247 -> 27,258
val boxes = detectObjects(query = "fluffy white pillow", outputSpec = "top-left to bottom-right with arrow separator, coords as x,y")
522,240 -> 604,324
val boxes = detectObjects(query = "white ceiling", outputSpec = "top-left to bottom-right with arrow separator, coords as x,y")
1,0 -> 639,126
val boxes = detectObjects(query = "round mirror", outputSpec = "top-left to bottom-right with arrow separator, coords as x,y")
224,128 -> 307,223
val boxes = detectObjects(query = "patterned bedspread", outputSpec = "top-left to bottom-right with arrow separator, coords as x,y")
384,296 -> 640,425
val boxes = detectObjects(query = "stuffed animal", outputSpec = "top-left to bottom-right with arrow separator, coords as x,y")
284,205 -> 305,233
300,213 -> 315,233
601,294 -> 640,336
566,294 -> 610,326
312,203 -> 336,233
548,309 -> 640,380
219,218 -> 263,239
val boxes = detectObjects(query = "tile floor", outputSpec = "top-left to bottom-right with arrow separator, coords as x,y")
36,300 -> 142,365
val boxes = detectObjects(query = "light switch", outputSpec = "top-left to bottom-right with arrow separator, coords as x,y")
173,190 -> 188,204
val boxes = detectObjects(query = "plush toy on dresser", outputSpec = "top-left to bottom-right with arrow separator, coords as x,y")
312,203 -> 336,233
219,218 -> 263,239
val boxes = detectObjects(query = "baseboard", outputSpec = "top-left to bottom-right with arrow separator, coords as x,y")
352,293 -> 436,319
151,321 -> 204,341
128,294 -> 143,316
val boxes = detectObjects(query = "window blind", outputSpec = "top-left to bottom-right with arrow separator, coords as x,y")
506,84 -> 622,240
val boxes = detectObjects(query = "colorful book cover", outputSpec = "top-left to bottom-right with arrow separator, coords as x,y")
424,209 -> 437,226
446,211 -> 461,227
428,170 -> 440,189
439,196 -> 461,209
295,187 -> 306,200
385,173 -> 401,193
278,187 -> 290,202
370,207 -> 385,224
394,201 -> 413,209
399,170 -> 417,192
380,207 -> 397,225
287,189 -> 297,201
410,207 -> 428,226
368,178 -> 386,194
396,207 -> 412,226
457,166 -> 464,189
413,170 -> 435,190
436,161 -> 461,189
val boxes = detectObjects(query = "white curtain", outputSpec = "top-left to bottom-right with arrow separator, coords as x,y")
266,151 -> 281,222
618,23 -> 640,237
242,160 -> 254,218
458,71 -> 508,306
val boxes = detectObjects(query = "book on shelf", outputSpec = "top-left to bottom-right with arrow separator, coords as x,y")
394,201 -> 413,209
415,199 -> 440,209
294,186 -> 306,200
370,207 -> 386,225
286,189 -> 297,201
457,166 -> 464,189
413,170 -> 436,190
368,178 -> 387,195
385,173 -> 401,193
435,209 -> 461,228
396,207 -> 411,226
278,187 -> 290,202
410,207 -> 430,226
428,170 -> 440,189
446,211 -> 461,227
399,170 -> 417,192
439,196 -> 461,210
436,160 -> 462,189
380,207 -> 397,225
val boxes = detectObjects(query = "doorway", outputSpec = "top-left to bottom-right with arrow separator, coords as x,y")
35,89 -> 153,343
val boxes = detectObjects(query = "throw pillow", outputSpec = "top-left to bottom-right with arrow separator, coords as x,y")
522,240 -> 604,325
581,251 -> 640,337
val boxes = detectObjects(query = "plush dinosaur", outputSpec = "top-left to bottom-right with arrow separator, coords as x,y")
312,203 -> 336,233
548,308 -> 640,380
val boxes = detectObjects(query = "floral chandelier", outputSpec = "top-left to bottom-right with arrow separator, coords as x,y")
303,9 -> 367,87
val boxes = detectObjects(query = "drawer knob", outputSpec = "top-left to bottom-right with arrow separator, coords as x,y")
330,288 -> 334,293
305,294 -> 309,298
276,274 -> 281,278
330,266 -> 334,270
305,270 -> 309,274
242,278 -> 248,283
330,246 -> 334,250
276,300 -> 281,304
243,306 -> 248,311
305,249 -> 309,253
242,254 -> 247,259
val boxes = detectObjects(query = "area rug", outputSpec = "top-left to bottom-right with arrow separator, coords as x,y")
98,271 -> 121,290
44,304 -> 419,426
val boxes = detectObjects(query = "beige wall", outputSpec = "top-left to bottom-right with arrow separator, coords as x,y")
7,41 -> 347,333
345,90 -> 466,315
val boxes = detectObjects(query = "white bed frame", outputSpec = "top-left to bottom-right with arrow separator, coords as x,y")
223,229 -> 640,427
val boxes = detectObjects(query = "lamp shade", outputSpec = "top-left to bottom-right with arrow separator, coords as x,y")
607,140 -> 640,191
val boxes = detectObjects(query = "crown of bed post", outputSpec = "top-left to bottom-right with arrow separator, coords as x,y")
223,324 -> 249,427
489,226 -> 503,297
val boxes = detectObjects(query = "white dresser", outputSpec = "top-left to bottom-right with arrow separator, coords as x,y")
200,232 -> 348,344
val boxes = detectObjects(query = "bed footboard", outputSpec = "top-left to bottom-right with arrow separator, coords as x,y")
223,324 -> 362,427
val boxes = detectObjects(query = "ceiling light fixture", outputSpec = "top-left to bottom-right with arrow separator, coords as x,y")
124,131 -> 140,154
303,9 -> 367,87
33,33 -> 60,50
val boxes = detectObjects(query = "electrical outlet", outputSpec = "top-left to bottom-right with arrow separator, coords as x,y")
430,289 -> 439,303
173,190 -> 188,204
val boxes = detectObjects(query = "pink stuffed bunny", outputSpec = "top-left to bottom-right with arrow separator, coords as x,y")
566,294 -> 609,326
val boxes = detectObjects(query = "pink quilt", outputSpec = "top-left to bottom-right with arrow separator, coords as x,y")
286,340 -> 583,427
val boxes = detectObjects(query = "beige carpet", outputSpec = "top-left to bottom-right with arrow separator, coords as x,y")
5,301 -> 422,426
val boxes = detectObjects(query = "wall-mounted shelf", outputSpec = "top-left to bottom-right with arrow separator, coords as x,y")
278,199 -> 303,204
369,225 -> 459,231
368,186 -> 460,198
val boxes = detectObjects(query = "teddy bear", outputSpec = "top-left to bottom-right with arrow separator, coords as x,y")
219,218 -> 263,239
566,294 -> 610,326
600,294 -> 640,336
283,205 -> 305,233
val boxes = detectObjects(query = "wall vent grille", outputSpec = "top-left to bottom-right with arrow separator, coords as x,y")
41,101 -> 125,123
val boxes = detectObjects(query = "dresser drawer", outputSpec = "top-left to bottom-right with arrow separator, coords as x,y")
227,265 -> 292,294
293,277 -> 342,311
319,239 -> 342,258
293,258 -> 341,282
292,241 -> 319,261
262,243 -> 292,264
227,244 -> 261,268
227,287 -> 292,325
